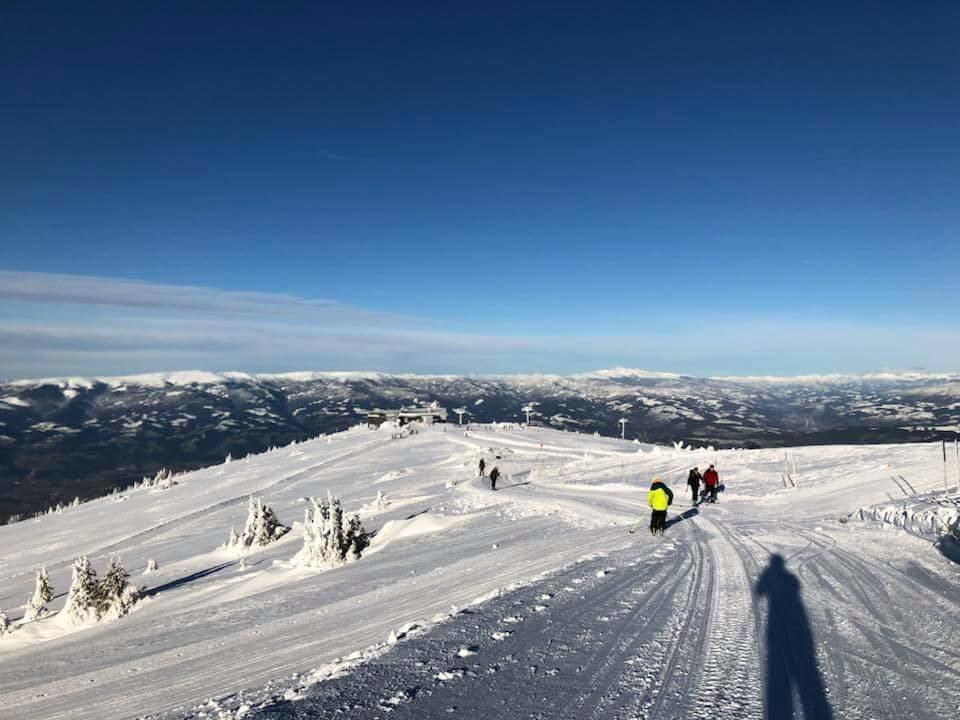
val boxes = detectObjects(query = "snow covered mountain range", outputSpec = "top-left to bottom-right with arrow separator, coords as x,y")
2,368 -> 959,521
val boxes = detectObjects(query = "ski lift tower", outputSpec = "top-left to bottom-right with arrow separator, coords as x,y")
618,418 -> 628,439
454,407 -> 468,426
522,404 -> 534,426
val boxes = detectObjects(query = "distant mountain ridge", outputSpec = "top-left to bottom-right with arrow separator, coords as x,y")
2,368 -> 959,521
8,366 -> 958,387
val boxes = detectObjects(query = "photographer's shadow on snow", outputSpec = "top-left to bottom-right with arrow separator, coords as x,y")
755,554 -> 833,720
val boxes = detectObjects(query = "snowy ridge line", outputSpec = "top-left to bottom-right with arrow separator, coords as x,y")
0,436 -> 391,583
151,550 -> 616,720
7,367 -> 959,388
709,371 -> 960,384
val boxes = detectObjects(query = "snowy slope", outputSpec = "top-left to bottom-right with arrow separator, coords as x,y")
4,367 -> 960,523
0,425 -> 959,720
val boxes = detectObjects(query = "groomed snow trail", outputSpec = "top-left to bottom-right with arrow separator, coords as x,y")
241,511 -> 958,720
199,507 -> 960,720
1,426 -> 959,720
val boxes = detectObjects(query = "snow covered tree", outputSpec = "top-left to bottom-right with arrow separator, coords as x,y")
97,557 -> 140,619
145,558 -> 159,573
225,526 -> 240,548
61,556 -> 100,626
376,490 -> 390,510
247,497 -> 288,547
225,497 -> 289,551
292,494 -> 369,569
24,567 -> 53,621
345,513 -> 370,560
0,608 -> 10,636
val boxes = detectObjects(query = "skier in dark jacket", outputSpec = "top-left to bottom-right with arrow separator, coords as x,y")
478,458 -> 486,477
647,477 -> 674,535
489,466 -> 500,491
687,467 -> 702,504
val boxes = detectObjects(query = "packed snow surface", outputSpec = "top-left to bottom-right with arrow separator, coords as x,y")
0,425 -> 958,720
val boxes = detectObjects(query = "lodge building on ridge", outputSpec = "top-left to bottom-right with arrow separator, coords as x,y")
366,406 -> 448,428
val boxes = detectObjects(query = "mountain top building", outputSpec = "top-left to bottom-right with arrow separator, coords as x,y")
366,406 -> 448,428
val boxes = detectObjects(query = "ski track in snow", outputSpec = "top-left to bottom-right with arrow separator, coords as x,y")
1,426 -> 959,720
213,508 -> 960,720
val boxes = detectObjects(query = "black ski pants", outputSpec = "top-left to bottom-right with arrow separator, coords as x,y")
650,509 -> 667,534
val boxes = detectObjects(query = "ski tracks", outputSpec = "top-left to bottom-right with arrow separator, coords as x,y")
687,516 -> 763,720
171,499 -> 959,720
240,518 -> 764,720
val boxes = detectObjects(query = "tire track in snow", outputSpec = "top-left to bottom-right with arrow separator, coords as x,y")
591,534 -> 712,720
202,540 -> 707,720
688,514 -> 764,720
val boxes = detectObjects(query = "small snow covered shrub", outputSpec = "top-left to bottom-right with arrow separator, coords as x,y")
225,497 -> 290,551
97,557 -> 140,619
0,608 -> 10,636
292,494 -> 369,569
145,558 -> 159,573
61,556 -> 100,626
376,490 -> 391,510
24,567 -> 53,621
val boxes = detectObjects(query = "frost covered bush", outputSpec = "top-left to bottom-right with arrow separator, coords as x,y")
137,467 -> 178,490
145,558 -> 159,573
60,556 -> 140,626
0,608 -> 10,636
61,556 -> 100,626
225,497 -> 290,551
376,490 -> 391,510
98,557 -> 140,620
292,494 -> 369,569
24,567 -> 53,621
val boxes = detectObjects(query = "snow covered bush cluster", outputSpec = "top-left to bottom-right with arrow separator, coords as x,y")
137,467 -> 179,490
6,497 -> 82,524
292,494 -> 369,569
60,556 -> 141,627
225,496 -> 290,552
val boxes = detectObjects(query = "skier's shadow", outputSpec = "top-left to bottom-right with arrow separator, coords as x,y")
665,507 -> 699,528
755,554 -> 833,720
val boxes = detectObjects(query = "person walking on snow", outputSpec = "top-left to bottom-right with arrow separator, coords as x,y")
703,464 -> 720,503
647,477 -> 674,535
489,466 -> 500,491
478,458 -> 486,477
687,467 -> 702,504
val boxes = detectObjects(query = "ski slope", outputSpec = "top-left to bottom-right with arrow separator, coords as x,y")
0,425 -> 958,720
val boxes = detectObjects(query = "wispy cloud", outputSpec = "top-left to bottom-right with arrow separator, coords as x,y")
1,270 -> 958,380
0,271 -> 412,325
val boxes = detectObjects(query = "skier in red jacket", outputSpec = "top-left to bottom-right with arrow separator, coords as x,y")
703,464 -> 720,503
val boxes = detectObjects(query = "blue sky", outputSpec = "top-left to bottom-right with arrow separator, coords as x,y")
1,2 -> 958,379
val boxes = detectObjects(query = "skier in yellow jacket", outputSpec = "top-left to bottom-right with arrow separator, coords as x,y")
647,478 -> 674,535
